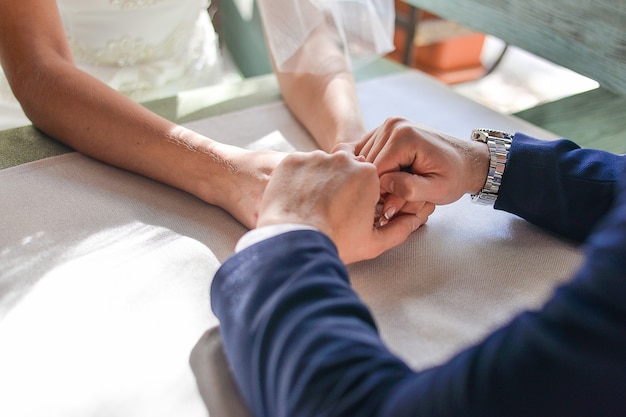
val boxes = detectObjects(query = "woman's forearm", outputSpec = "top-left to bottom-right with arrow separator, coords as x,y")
8,53 -> 283,228
269,22 -> 367,152
15,60 -> 227,201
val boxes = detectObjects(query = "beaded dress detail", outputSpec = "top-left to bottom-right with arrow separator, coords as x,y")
0,0 -> 221,128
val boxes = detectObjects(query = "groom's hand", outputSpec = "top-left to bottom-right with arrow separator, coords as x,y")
257,151 -> 432,263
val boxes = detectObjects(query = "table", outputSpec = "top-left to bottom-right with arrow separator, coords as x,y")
0,68 -> 582,417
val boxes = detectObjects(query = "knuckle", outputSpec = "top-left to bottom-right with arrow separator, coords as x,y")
332,149 -> 352,161
402,182 -> 419,201
281,153 -> 302,169
383,116 -> 405,126
396,124 -> 415,140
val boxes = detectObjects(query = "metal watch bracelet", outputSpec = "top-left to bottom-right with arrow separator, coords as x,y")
470,128 -> 513,205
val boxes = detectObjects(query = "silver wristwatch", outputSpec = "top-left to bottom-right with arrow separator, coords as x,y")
470,128 -> 513,204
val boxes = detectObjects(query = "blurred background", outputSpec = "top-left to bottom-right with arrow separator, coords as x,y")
216,0 -> 596,116
212,0 -> 623,153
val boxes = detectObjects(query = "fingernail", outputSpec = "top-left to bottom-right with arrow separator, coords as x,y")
378,217 -> 388,227
384,206 -> 396,220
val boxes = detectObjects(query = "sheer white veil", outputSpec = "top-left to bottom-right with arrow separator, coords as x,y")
257,0 -> 395,73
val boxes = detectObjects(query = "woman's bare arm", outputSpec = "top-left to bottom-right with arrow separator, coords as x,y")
0,0 -> 283,228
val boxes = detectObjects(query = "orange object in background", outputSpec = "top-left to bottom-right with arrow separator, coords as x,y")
390,2 -> 486,84
413,32 -> 487,84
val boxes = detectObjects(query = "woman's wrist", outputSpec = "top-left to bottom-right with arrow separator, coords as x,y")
191,141 -> 286,228
189,140 -> 240,204
154,127 -> 232,205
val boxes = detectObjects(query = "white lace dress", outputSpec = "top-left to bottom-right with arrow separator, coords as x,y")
0,0 -> 221,129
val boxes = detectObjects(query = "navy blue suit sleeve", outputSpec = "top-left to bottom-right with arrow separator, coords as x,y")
211,145 -> 626,417
211,231 -> 416,417
212,164 -> 626,417
495,133 -> 624,242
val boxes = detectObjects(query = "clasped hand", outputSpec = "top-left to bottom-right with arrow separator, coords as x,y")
348,117 -> 490,220
257,150 -> 430,263
257,118 -> 488,263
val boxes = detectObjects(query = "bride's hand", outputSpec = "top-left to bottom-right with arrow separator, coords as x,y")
376,195 -> 435,228
199,147 -> 287,229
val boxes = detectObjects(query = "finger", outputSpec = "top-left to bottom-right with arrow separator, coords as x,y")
380,171 -> 442,204
379,199 -> 427,225
400,200 -> 426,215
354,129 -> 376,155
361,127 -> 394,164
369,143 -> 420,179
416,202 -> 436,224
378,193 -> 408,226
356,128 -> 376,159
368,213 -> 423,258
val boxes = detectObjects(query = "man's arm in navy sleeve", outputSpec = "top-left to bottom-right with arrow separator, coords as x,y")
210,140 -> 626,417
496,133 -> 624,242
211,231 -> 416,417
212,162 -> 626,417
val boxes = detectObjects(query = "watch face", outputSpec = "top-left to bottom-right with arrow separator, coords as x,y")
471,192 -> 497,205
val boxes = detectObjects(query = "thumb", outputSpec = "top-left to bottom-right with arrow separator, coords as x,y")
380,172 -> 436,203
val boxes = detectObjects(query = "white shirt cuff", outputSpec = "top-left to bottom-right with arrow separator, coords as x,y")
235,224 -> 319,253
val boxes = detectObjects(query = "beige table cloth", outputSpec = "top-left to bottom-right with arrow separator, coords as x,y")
0,71 -> 582,417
